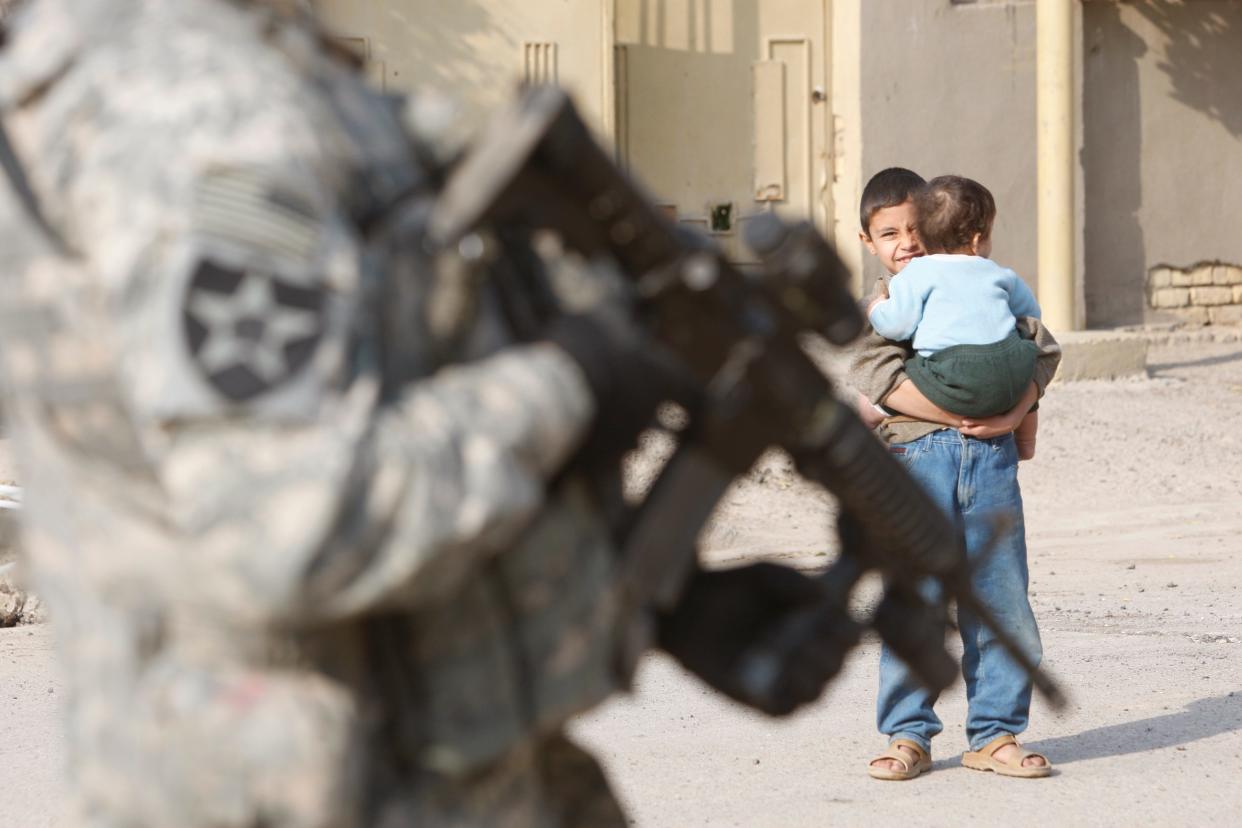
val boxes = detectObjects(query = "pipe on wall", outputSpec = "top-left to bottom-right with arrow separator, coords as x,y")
1037,0 -> 1077,331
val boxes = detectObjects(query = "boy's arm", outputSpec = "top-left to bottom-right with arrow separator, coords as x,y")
959,381 -> 1037,437
855,392 -> 886,429
885,381 -> 964,427
867,270 -> 926,341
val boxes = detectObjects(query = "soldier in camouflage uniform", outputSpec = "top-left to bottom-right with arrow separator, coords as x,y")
0,1 -> 848,825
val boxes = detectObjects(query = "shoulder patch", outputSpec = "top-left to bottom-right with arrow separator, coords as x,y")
182,259 -> 325,401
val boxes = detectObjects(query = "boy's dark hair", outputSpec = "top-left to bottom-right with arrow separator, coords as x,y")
914,175 -> 996,253
859,167 -> 926,234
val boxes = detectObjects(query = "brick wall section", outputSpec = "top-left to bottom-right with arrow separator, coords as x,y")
1149,264 -> 1242,326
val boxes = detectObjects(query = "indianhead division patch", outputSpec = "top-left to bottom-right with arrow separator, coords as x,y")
182,259 -> 325,402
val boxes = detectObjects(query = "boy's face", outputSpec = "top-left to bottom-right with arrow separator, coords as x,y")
861,199 -> 924,274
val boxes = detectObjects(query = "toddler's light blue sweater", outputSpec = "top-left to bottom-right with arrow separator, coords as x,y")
868,254 -> 1041,356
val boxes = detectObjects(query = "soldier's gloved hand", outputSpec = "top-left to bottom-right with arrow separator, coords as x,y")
656,563 -> 855,716
547,310 -> 698,467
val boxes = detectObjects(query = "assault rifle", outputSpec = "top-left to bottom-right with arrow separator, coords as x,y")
428,86 -> 1065,714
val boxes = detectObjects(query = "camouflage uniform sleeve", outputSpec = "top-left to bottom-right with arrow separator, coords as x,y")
152,340 -> 594,624
847,277 -> 913,406
33,23 -> 595,624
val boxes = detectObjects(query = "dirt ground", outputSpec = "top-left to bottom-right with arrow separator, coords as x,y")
2,335 -> 1242,826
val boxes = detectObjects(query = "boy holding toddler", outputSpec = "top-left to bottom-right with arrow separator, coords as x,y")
849,168 -> 1059,780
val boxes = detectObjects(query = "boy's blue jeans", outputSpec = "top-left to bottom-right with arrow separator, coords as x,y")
876,430 -> 1042,754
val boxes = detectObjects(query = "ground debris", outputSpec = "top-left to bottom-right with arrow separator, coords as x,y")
0,563 -> 42,627
1185,632 -> 1239,645
0,582 -> 24,627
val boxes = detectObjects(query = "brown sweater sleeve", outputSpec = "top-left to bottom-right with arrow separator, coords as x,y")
1017,316 -> 1062,396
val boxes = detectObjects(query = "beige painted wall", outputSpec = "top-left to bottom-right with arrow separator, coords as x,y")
615,0 -> 756,228
1082,0 -> 1242,326
312,0 -> 613,138
312,1 -> 835,266
615,1 -> 832,262
856,0 -> 1043,293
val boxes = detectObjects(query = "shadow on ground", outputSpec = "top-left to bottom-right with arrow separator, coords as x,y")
1148,348 -> 1242,375
1026,692 -> 1242,765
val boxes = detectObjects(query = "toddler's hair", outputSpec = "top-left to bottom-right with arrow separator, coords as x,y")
859,167 -> 926,234
914,175 -> 996,253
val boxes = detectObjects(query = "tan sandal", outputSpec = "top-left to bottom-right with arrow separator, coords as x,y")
962,733 -> 1052,778
867,738 -> 932,781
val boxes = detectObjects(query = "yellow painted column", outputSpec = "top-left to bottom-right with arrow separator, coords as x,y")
600,0 -> 617,146
1037,0 -> 1076,331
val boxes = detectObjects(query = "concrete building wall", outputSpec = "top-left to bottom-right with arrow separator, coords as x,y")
856,0 -> 1242,327
313,0 -> 614,138
614,1 -> 832,263
315,1 -> 835,265
856,0 -> 1042,293
614,0 -> 758,233
1082,0 -> 1242,327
